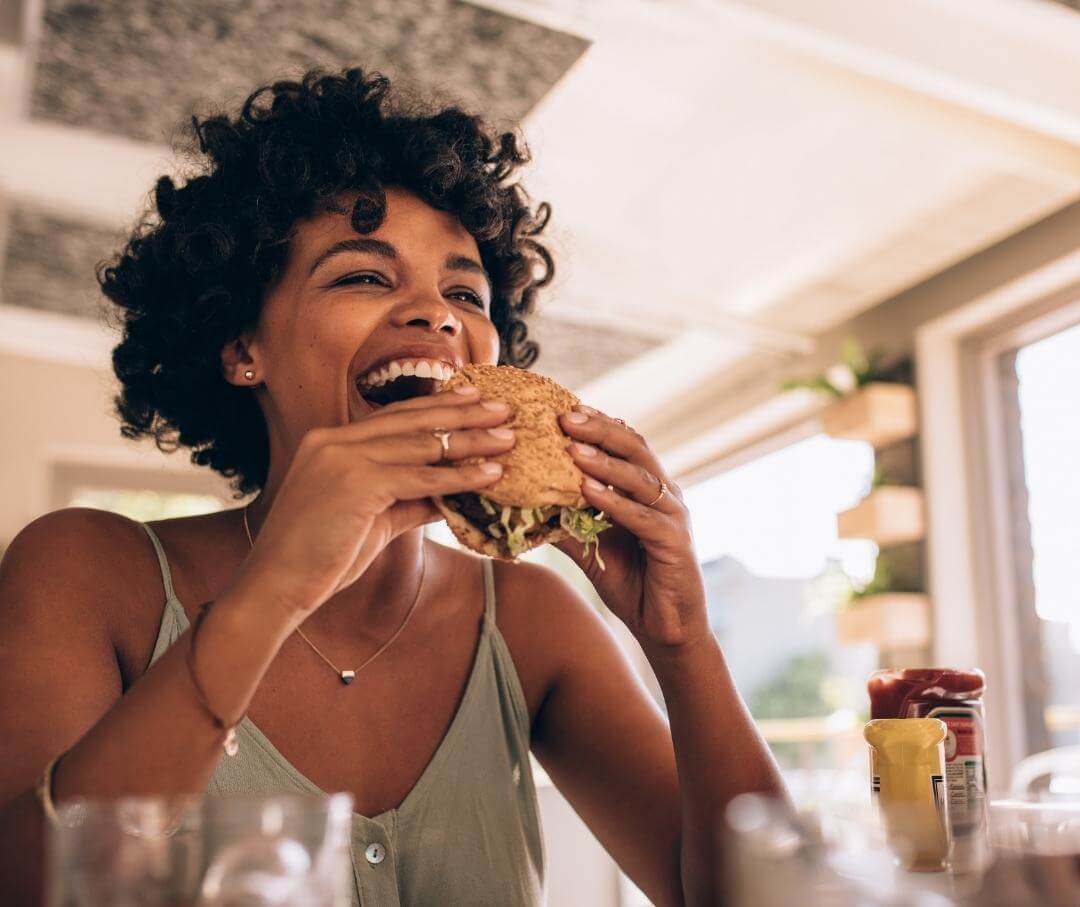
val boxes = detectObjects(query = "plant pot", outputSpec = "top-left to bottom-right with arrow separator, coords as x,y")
822,383 -> 917,449
836,593 -> 930,648
838,486 -> 925,546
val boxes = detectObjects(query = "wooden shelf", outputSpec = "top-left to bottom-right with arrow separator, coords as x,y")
822,383 -> 917,448
836,593 -> 930,649
838,486 -> 925,546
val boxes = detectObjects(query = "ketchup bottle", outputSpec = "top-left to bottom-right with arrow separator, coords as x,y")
867,668 -> 988,843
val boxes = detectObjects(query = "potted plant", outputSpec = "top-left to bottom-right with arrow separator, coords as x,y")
838,470 -> 925,546
836,559 -> 929,649
783,340 -> 916,448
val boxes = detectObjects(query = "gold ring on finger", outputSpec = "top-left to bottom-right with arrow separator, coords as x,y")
646,478 -> 668,508
433,429 -> 452,456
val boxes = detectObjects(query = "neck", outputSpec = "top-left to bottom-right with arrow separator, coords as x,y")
243,486 -> 430,641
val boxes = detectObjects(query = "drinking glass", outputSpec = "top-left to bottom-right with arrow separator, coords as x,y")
49,793 -> 354,907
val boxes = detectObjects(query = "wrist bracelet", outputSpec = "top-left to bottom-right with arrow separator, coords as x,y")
187,600 -> 241,756
35,754 -> 62,826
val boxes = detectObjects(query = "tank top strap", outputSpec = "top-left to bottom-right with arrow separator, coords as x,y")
140,522 -> 179,604
481,556 -> 496,625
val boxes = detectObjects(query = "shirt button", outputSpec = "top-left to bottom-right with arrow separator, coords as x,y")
365,842 -> 386,865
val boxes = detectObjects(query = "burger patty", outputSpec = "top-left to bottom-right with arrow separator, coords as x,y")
444,493 -> 561,534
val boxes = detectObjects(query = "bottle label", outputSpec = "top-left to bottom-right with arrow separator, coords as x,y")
927,706 -> 986,832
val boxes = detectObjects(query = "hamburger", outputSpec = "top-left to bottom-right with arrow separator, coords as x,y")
433,364 -> 611,562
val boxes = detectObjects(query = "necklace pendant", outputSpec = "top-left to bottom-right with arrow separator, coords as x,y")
340,670 -> 356,685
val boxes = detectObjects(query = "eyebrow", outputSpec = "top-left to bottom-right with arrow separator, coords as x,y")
308,237 -> 396,277
308,237 -> 491,293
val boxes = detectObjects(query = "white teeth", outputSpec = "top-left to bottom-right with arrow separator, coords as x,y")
359,358 -> 455,389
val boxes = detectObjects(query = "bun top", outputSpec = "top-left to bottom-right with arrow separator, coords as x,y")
442,364 -> 587,508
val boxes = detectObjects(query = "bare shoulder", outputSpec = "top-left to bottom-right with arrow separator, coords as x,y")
0,507 -> 163,637
489,556 -> 620,718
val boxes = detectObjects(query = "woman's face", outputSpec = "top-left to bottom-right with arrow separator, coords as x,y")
233,187 -> 500,448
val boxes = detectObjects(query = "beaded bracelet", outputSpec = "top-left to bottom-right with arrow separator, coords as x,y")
187,600 -> 241,756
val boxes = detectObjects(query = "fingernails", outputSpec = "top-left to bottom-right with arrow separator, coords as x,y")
453,385 -> 479,395
572,442 -> 597,456
583,476 -> 605,492
575,404 -> 599,415
478,462 -> 503,475
481,400 -> 509,411
487,427 -> 514,439
564,411 -> 588,424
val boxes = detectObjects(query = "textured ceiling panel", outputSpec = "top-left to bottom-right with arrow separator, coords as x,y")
0,0 -> 24,45
1,205 -> 122,321
525,314 -> 659,390
1,204 -> 656,385
30,0 -> 589,144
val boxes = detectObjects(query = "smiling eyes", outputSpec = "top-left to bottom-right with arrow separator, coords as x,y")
331,272 -> 486,309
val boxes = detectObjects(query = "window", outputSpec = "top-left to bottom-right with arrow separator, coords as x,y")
1012,322 -> 1080,749
67,487 -> 225,521
683,433 -> 878,795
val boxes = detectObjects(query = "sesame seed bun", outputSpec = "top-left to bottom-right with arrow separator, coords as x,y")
440,364 -> 587,508
432,364 -> 587,559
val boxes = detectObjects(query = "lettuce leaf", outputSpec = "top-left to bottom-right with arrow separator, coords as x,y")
468,496 -> 612,563
560,507 -> 613,570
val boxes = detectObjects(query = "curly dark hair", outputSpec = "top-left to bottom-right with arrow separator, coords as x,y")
99,67 -> 553,496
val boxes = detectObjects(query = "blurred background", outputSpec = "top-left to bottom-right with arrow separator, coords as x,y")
3,1 -> 1080,904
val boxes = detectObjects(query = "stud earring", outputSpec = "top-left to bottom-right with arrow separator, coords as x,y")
243,369 -> 256,381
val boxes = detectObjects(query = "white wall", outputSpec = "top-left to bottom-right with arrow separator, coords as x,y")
539,783 -> 622,906
0,350 -> 233,546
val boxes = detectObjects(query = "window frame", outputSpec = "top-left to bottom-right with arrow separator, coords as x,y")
916,248 -> 1080,783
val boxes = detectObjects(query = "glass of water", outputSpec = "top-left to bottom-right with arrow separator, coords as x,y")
49,793 -> 354,907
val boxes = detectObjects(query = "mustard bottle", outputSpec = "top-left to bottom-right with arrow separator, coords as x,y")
864,718 -> 951,872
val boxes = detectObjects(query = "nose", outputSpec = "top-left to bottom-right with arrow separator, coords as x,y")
390,294 -> 463,336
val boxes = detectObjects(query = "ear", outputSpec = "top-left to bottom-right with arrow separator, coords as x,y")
221,334 -> 261,387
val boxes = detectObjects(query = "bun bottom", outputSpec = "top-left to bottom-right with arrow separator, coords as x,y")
432,496 -> 571,560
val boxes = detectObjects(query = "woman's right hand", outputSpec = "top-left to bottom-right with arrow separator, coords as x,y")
227,386 -> 513,624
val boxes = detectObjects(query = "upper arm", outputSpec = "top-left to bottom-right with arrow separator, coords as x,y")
504,562 -> 683,907
0,508 -> 137,801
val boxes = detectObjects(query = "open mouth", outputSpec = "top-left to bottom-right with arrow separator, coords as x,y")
355,357 -> 456,409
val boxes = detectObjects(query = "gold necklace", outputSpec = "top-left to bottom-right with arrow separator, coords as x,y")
241,503 -> 427,686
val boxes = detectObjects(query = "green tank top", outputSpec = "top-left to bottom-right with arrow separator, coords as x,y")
141,523 -> 546,906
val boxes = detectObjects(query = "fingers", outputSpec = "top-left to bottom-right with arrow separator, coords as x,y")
559,405 -> 683,503
566,442 -> 678,511
386,460 -> 505,502
361,426 -> 515,466
310,396 -> 512,446
386,498 -> 442,538
559,407 -> 658,468
374,384 -> 482,414
365,396 -> 512,437
576,475 -> 675,544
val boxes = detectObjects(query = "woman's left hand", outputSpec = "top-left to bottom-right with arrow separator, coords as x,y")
554,404 -> 711,651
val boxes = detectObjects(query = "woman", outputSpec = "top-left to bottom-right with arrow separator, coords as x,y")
0,68 -> 784,905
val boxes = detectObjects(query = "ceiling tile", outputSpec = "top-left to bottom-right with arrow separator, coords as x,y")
30,0 -> 589,144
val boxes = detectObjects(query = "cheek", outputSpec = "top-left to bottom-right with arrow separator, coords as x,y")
466,315 -> 501,364
298,303 -> 381,359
